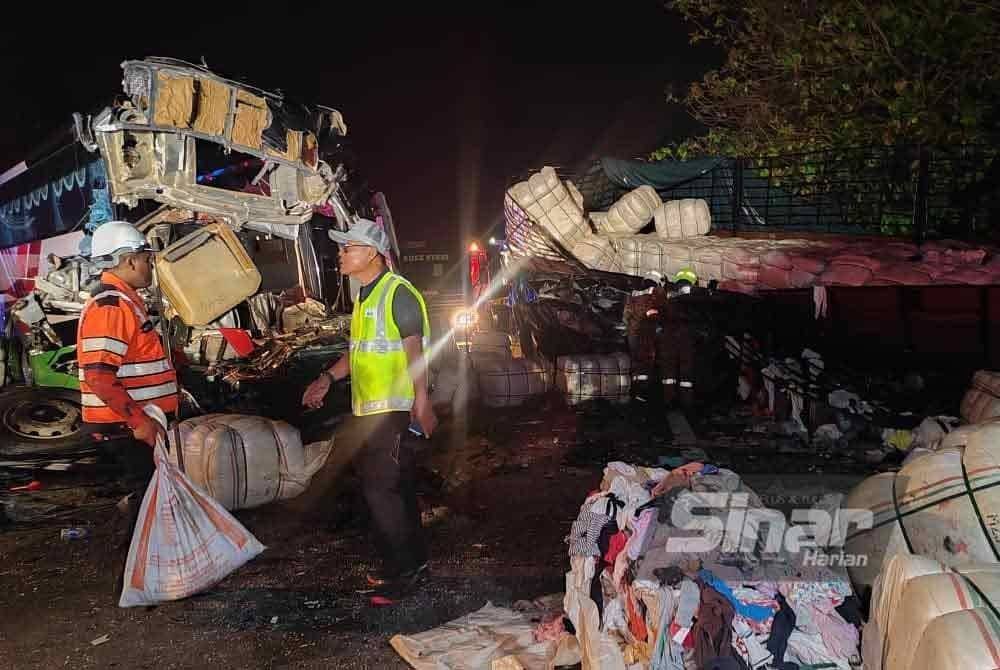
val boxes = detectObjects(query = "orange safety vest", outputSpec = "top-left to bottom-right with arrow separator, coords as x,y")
76,272 -> 178,423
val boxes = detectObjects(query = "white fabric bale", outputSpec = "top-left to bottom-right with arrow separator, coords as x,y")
863,554 -> 948,670
588,211 -> 610,234
691,245 -> 724,282
653,198 -> 711,239
571,235 -> 623,274
962,370 -> 1000,424
844,426 -> 1000,592
476,357 -> 552,408
470,331 -> 513,359
168,414 -> 327,511
612,235 -> 692,279
604,186 -> 662,235
507,167 -> 590,250
556,353 -> 631,405
566,180 -> 585,212
883,565 -> 1000,670
910,607 -> 1000,670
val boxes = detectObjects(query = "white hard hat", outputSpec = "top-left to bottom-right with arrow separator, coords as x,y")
89,221 -> 149,264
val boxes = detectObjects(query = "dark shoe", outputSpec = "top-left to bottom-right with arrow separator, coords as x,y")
366,561 -> 429,589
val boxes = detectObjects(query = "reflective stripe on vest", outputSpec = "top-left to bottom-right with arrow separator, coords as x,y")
81,382 -> 178,407
77,357 -> 172,381
349,273 -> 431,417
78,282 -> 178,422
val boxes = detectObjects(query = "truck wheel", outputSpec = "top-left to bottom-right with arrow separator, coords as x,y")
0,387 -> 98,459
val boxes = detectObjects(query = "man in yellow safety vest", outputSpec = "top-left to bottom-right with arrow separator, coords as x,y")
302,218 -> 436,591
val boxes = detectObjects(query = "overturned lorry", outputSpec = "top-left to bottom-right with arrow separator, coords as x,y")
442,160 -> 1000,429
0,57 -> 398,457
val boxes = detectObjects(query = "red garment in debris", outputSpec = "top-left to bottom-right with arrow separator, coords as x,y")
604,530 -> 629,569
626,586 -> 648,642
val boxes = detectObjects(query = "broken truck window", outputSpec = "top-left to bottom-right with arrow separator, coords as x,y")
193,140 -> 266,195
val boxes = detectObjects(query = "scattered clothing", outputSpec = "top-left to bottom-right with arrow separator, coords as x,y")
652,462 -> 704,497
834,596 -> 863,627
766,593 -> 796,666
692,580 -> 737,669
701,656 -> 746,670
698,570 -> 775,622
627,508 -> 657,560
626,586 -> 649,642
652,586 -> 685,670
567,510 -> 611,557
676,579 -> 701,629
604,530 -> 629,567
533,612 -> 568,643
654,566 -> 686,587
732,616 -> 773,669
806,604 -> 859,661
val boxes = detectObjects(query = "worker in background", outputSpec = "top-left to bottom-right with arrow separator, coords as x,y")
657,268 -> 699,411
302,218 -> 436,594
624,273 -> 667,401
78,221 -> 177,580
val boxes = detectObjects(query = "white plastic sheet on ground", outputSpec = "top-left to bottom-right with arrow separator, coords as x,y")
119,406 -> 265,608
390,602 -> 580,670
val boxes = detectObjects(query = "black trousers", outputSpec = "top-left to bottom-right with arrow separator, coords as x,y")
657,323 -> 697,406
339,411 -> 427,574
88,425 -> 156,595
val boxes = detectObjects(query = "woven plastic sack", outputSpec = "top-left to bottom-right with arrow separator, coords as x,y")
718,280 -> 756,295
721,260 -> 760,283
962,370 -> 1000,424
789,253 -> 828,275
844,423 -> 1000,592
830,253 -> 884,272
937,268 -> 995,285
119,406 -> 265,608
818,264 -> 872,286
883,565 -> 1000,670
872,264 -> 933,285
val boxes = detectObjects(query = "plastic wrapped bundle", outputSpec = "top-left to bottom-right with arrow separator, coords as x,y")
653,198 -> 711,239
603,186 -> 662,235
556,353 -> 631,405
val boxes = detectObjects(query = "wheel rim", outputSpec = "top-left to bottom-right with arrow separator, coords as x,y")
3,395 -> 82,440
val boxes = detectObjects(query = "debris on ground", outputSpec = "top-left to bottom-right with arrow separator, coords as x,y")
390,601 -> 580,670
564,461 -> 860,670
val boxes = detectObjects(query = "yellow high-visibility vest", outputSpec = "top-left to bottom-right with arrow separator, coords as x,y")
349,272 -> 431,416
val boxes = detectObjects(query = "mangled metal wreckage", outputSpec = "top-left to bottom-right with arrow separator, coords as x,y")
0,58 -> 391,452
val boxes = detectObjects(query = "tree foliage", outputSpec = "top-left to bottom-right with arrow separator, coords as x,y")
656,0 -> 1000,159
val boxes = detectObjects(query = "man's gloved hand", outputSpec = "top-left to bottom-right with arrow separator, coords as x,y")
132,417 -> 166,448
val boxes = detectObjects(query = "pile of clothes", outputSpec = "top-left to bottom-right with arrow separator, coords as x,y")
562,462 -> 862,670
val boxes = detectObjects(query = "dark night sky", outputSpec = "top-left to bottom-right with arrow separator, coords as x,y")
0,3 -> 716,250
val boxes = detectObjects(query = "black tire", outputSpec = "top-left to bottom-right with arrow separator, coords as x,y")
0,386 -> 99,459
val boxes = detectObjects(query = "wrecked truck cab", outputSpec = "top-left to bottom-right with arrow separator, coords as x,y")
0,57 -> 392,454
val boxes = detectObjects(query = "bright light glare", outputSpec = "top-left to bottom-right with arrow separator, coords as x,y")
451,309 -> 477,329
